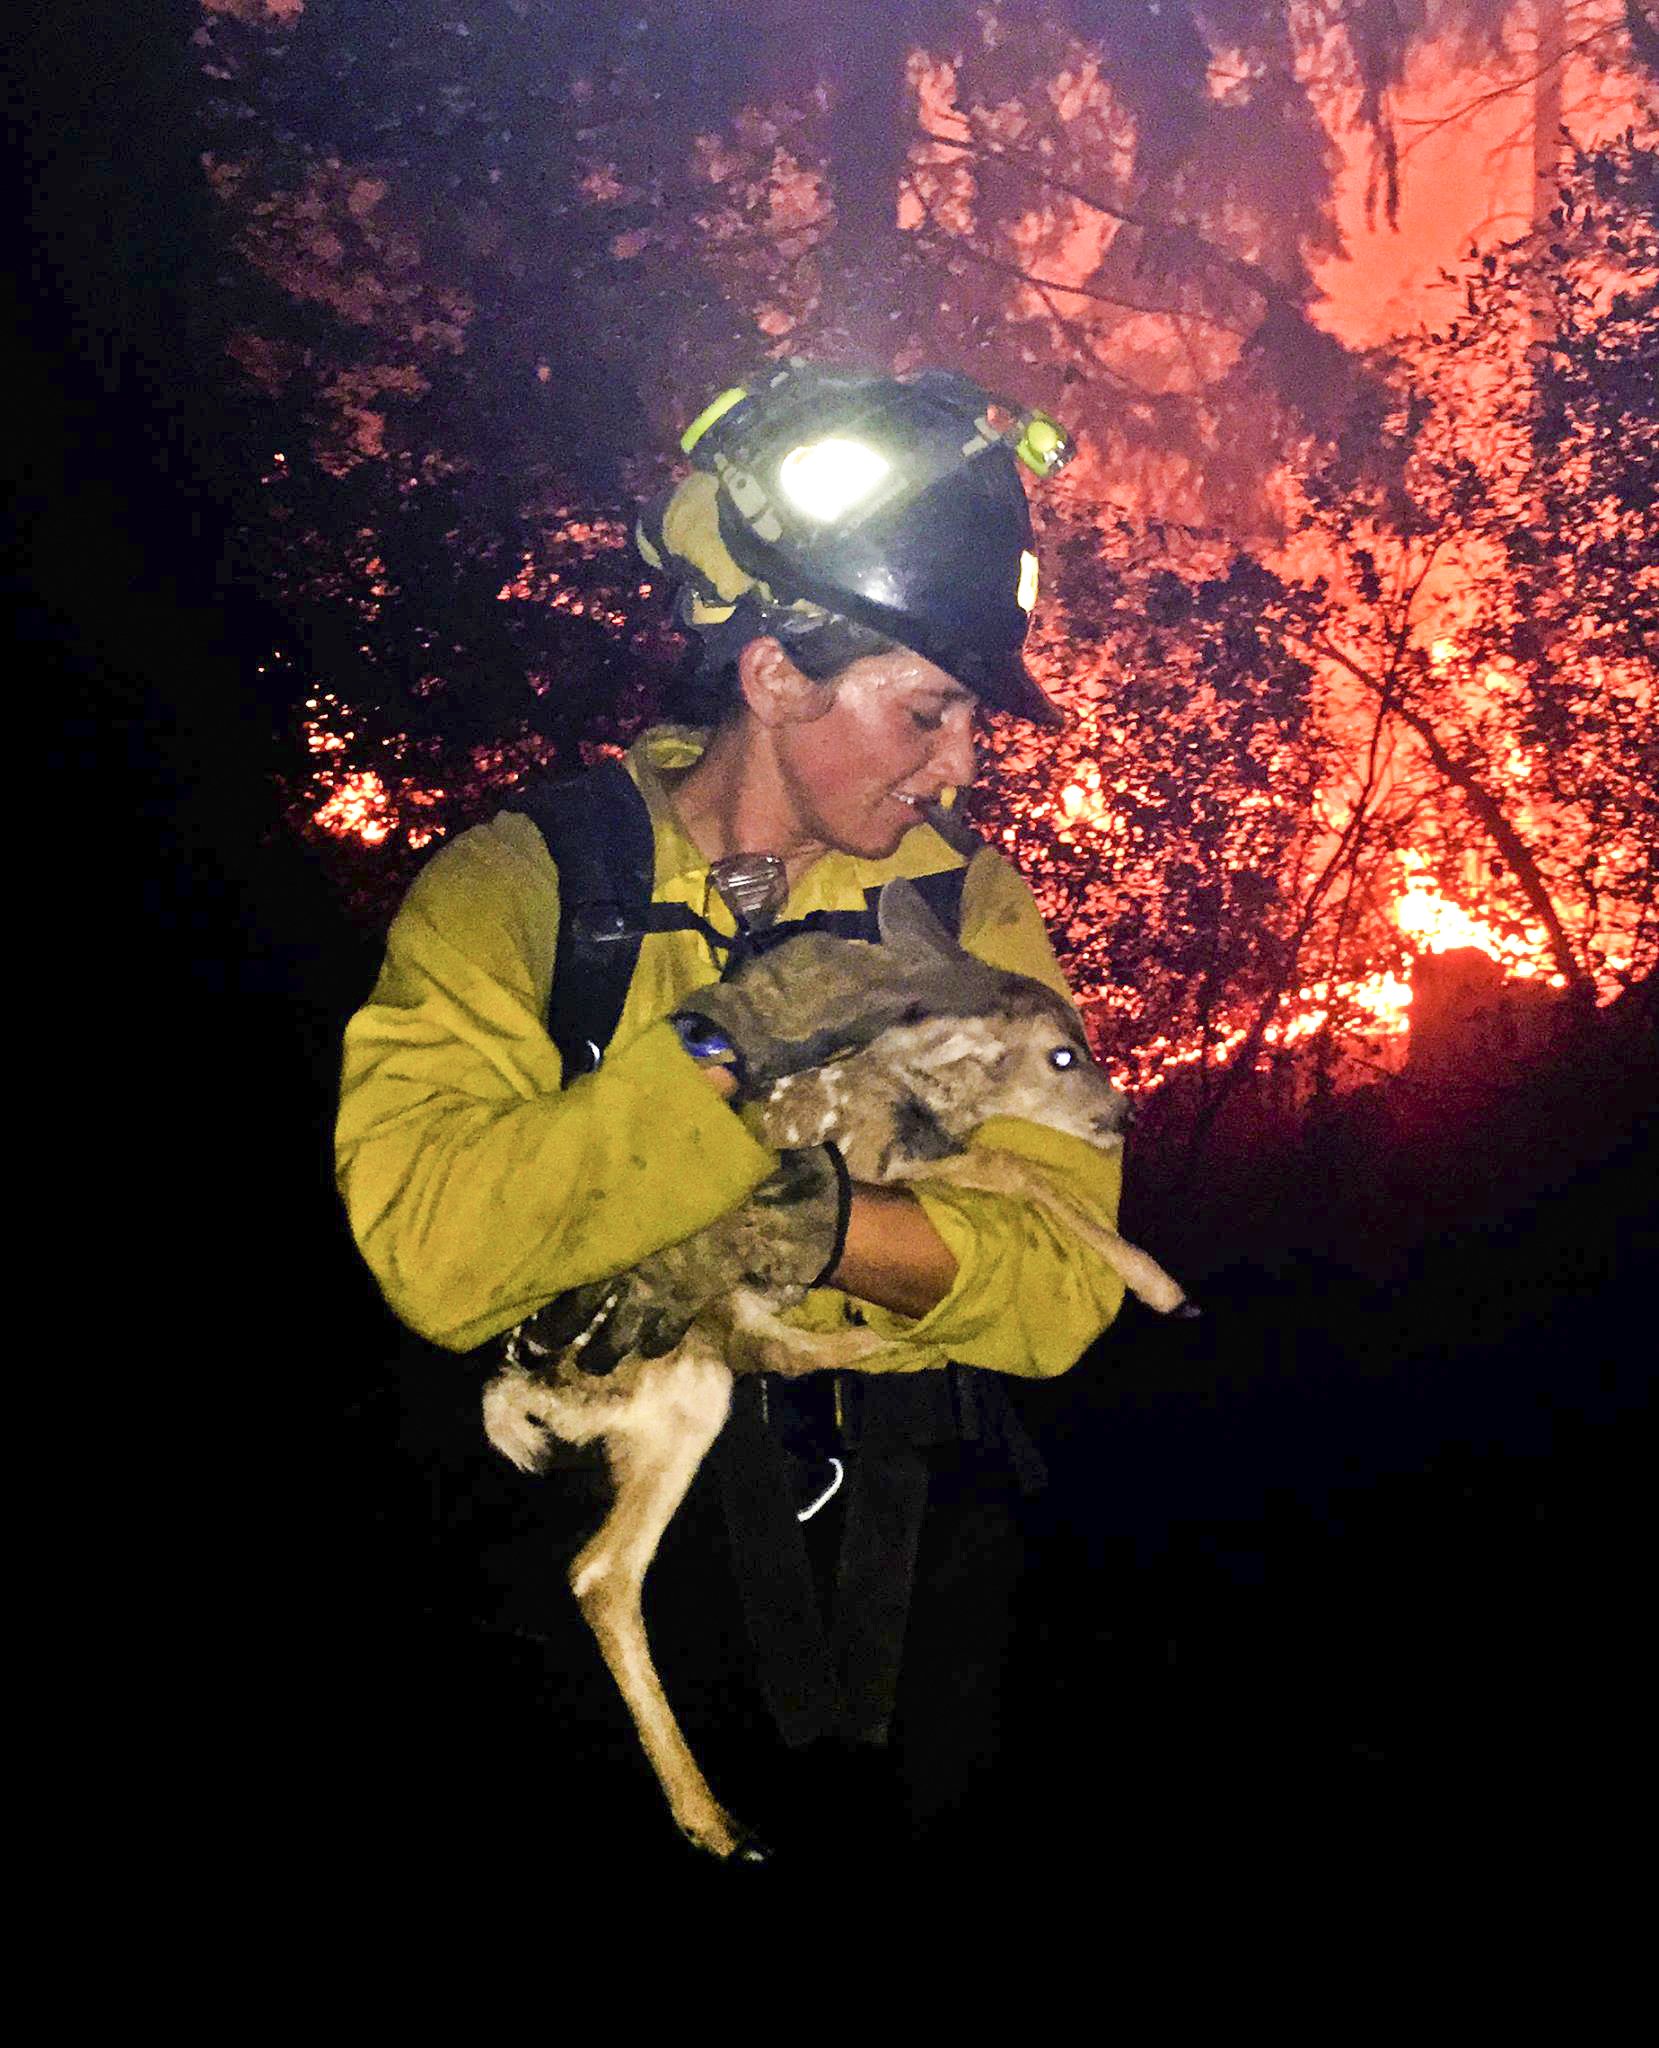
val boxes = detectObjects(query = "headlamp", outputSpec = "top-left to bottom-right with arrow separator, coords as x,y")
1012,411 -> 1073,479
776,438 -> 892,523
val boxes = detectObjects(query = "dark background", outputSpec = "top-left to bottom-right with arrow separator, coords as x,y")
19,10 -> 1653,1891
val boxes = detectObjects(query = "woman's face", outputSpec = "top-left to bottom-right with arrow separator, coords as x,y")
775,647 -> 980,861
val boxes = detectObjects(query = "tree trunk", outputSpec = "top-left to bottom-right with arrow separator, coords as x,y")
816,4 -> 916,353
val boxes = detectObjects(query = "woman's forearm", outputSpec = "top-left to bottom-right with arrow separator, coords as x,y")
828,1183 -> 959,1321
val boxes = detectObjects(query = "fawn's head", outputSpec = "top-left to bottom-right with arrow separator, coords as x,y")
870,881 -> 1134,1149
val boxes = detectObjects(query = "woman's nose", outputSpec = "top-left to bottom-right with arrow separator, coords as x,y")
935,720 -> 977,789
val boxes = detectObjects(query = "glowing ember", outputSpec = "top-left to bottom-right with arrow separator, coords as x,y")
314,770 -> 394,847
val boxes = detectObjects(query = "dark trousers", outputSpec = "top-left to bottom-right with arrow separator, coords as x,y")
786,1445 -> 1027,1830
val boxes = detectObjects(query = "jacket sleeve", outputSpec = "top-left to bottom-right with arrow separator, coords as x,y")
334,812 -> 777,1351
847,848 -> 1128,1378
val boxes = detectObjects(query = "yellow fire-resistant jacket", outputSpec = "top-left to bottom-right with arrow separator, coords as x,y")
336,726 -> 1126,1374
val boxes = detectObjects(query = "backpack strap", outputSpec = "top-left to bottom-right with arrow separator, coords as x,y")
513,759 -> 972,1076
510,760 -> 723,1084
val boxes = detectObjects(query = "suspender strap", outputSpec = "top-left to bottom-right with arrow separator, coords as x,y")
512,761 -> 726,1082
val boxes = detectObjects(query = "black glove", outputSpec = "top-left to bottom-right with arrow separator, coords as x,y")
515,1145 -> 852,1377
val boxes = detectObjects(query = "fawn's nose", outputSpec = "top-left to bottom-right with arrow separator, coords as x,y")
1092,1094 -> 1136,1138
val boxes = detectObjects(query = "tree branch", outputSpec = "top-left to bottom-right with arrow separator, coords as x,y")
930,123 -> 1298,323
1310,632 -> 1592,993
899,174 -> 1182,400
902,188 -> 1247,334
1395,25 -> 1627,163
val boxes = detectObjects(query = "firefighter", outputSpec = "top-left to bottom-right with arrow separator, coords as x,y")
336,363 -> 1127,1855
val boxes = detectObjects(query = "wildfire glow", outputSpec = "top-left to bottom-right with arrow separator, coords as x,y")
1097,852 -> 1569,1088
1007,711 -> 1576,1078
1392,851 -> 1566,985
1094,846 -> 1574,1089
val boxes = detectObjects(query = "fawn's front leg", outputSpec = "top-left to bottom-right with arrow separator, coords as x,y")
896,1150 -> 1190,1313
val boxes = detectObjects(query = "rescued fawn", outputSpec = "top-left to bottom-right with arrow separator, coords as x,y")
484,880 -> 1187,1860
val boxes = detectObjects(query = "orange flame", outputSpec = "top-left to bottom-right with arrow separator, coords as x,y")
1392,851 -> 1566,986
313,769 -> 394,847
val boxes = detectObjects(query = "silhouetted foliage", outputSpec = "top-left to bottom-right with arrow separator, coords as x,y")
198,7 -> 1657,1076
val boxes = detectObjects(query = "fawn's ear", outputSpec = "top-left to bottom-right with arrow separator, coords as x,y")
875,881 -> 1008,1015
876,878 -> 961,963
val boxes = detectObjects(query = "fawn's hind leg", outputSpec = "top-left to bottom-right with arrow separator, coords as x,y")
568,1341 -> 763,1861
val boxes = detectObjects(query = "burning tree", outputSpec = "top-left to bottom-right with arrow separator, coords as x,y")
1290,127 -> 1658,1015
958,128 -> 1656,1095
198,3 -> 1657,1086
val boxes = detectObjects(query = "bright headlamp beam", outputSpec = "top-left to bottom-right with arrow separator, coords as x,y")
776,438 -> 891,523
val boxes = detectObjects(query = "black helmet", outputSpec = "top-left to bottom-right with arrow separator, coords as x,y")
672,364 -> 1071,726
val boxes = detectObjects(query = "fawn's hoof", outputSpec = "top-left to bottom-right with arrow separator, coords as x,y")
680,1819 -> 773,1865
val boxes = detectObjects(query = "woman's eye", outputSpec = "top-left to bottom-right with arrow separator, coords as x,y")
909,710 -> 944,732
1048,1046 -> 1076,1070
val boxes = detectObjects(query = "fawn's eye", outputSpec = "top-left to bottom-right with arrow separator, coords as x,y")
1048,1046 -> 1077,1070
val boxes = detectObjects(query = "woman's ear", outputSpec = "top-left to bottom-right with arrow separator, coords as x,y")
736,636 -> 833,727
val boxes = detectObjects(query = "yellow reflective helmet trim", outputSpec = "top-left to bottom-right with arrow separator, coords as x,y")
680,387 -> 748,455
1017,549 -> 1040,613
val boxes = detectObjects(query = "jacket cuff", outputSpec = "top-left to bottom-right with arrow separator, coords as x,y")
809,1142 -> 853,1287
